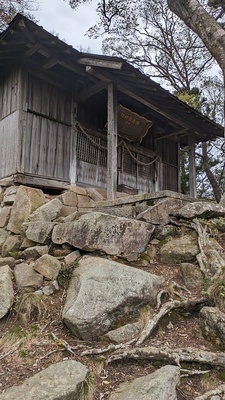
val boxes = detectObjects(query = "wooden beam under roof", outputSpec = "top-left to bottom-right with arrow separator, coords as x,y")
86,66 -> 221,140
24,59 -> 77,92
78,57 -> 123,70
86,66 -> 192,130
43,57 -> 59,69
25,43 -> 41,57
155,128 -> 189,141
25,42 -> 88,79
76,81 -> 107,103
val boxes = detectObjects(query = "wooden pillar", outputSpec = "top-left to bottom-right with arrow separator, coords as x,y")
107,82 -> 118,200
177,142 -> 181,193
70,101 -> 77,184
188,131 -> 197,198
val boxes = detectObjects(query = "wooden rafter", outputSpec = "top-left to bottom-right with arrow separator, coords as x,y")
75,81 -> 107,103
78,57 -> 123,70
85,65 -> 221,140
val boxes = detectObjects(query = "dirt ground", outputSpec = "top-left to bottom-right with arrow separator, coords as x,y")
0,259 -> 224,400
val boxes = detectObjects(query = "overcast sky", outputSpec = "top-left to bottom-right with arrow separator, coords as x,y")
33,0 -> 103,54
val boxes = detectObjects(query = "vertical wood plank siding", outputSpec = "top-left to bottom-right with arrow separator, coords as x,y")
0,111 -> 20,177
76,126 -> 156,193
22,113 -> 71,179
0,68 -> 20,120
0,66 -> 180,193
156,138 -> 178,192
0,67 -> 21,178
21,74 -> 72,180
76,128 -> 107,187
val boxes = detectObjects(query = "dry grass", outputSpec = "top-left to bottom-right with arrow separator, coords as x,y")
15,292 -> 48,325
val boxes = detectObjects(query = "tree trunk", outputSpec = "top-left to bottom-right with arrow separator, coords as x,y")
167,0 -> 225,72
201,141 -> 222,202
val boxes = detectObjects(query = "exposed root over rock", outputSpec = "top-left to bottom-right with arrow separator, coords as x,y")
80,339 -> 136,357
80,298 -> 208,356
137,297 -> 206,345
171,217 -> 225,279
108,345 -> 225,368
194,383 -> 225,399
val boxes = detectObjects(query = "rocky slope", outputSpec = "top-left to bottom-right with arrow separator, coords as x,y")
0,184 -> 225,399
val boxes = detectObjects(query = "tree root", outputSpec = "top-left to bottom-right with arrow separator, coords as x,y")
137,297 -> 206,345
194,384 -> 225,399
171,217 -> 225,279
34,348 -> 65,365
0,339 -> 24,360
51,332 -> 85,355
180,368 -> 210,378
81,298 -> 207,356
108,345 -> 225,368
81,339 -> 136,357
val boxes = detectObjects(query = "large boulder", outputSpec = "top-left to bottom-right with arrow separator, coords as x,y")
199,306 -> 225,349
109,365 -> 180,400
14,263 -> 43,292
137,198 -> 184,225
159,233 -> 199,264
1,235 -> 21,258
21,245 -> 49,260
25,221 -> 56,244
171,201 -> 225,220
52,212 -> 154,260
7,186 -> 46,234
29,198 -> 63,222
0,257 -> 15,268
2,186 -> 17,206
0,206 -> 11,228
34,255 -> 61,280
180,263 -> 204,289
200,239 -> 225,278
62,256 -> 164,340
0,265 -> 14,319
0,360 -> 89,400
105,322 -> 142,343
0,228 -> 9,253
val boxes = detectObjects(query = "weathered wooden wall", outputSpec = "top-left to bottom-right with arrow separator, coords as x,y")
0,67 -> 21,178
76,126 -> 156,193
117,145 -> 155,193
21,73 -> 72,181
156,138 -> 179,192
0,66 -> 180,194
76,128 -> 107,188
78,93 -> 107,130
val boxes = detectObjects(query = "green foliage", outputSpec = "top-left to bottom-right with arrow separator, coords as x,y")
176,77 -> 225,200
58,260 -> 79,287
2,326 -> 26,344
217,370 -> 225,382
180,150 -> 189,195
95,355 -> 106,364
78,373 -> 94,400
29,324 -> 39,337
18,350 -> 28,358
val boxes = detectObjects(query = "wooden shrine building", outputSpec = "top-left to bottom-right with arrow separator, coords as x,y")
0,14 -> 223,199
